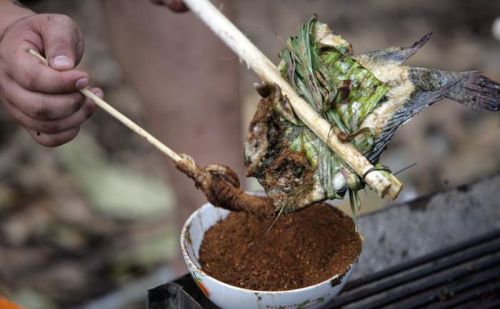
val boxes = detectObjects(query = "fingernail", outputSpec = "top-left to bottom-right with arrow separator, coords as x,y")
53,55 -> 71,68
93,88 -> 104,98
75,77 -> 90,89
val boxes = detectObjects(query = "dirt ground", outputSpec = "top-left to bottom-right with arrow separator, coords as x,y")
0,0 -> 499,308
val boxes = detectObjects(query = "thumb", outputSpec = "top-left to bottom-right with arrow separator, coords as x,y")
38,14 -> 84,71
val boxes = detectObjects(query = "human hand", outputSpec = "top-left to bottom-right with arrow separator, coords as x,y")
150,0 -> 189,13
0,13 -> 102,147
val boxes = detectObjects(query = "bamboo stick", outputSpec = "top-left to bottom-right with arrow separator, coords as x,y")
182,0 -> 402,199
27,49 -> 265,215
28,48 -> 184,164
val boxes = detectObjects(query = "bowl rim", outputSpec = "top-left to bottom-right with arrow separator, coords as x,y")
180,197 -> 363,295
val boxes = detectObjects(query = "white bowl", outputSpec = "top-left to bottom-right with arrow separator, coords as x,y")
180,200 -> 361,309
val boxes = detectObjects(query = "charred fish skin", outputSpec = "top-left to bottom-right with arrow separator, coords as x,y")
245,17 -> 500,212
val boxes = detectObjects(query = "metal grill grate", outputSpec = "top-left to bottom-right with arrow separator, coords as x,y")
148,229 -> 500,309
329,229 -> 500,308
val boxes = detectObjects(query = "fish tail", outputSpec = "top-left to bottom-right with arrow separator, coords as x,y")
444,72 -> 500,112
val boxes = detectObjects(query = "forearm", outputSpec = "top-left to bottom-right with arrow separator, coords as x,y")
0,0 -> 34,38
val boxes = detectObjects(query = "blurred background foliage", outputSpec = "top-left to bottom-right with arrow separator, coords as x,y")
0,0 -> 499,308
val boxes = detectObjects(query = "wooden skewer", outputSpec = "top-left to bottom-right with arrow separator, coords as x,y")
182,0 -> 402,199
28,49 -> 270,216
28,48 -> 184,164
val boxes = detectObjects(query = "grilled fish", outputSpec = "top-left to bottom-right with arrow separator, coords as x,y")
244,17 -> 499,213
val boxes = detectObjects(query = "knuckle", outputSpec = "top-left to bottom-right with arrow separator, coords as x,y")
54,38 -> 72,50
72,93 -> 85,110
55,74 -> 70,89
52,14 -> 73,26
43,72 -> 71,92
25,72 -> 39,90
8,109 -> 25,125
31,100 -> 50,119
84,102 -> 96,117
62,94 -> 83,114
38,121 -> 60,134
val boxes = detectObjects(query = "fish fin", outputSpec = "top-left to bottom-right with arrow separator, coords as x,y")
409,68 -> 500,111
367,90 -> 444,163
358,32 -> 432,65
369,70 -> 500,162
444,72 -> 500,111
